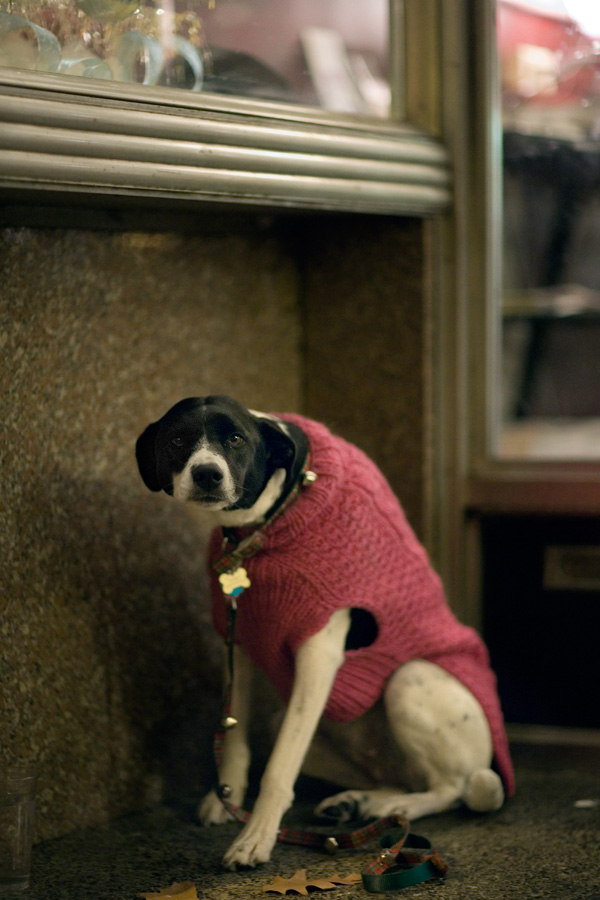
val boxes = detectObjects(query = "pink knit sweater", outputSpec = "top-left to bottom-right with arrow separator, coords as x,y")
209,414 -> 514,796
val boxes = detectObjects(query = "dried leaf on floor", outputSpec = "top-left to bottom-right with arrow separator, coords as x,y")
329,873 -> 362,885
139,881 -> 199,900
262,868 -> 361,895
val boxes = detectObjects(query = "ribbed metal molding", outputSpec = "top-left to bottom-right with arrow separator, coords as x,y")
0,71 -> 452,215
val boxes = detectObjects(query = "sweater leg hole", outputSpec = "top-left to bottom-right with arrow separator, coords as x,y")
345,609 -> 378,650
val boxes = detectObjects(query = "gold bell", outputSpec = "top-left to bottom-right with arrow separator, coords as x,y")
221,715 -> 238,729
324,836 -> 339,854
303,470 -> 318,485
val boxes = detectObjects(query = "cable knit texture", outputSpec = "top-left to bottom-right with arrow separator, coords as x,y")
209,414 -> 515,796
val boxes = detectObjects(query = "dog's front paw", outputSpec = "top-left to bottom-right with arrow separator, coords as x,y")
222,818 -> 278,869
198,790 -> 235,826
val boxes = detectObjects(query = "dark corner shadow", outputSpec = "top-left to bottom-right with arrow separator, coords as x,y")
22,465 -> 223,814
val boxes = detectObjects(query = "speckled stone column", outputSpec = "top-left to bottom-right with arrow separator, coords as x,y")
303,216 -> 426,538
0,225 -> 302,841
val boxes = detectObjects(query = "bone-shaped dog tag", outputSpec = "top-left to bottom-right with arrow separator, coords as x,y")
218,567 -> 251,597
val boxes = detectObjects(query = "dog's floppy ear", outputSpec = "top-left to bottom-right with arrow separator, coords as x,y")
135,421 -> 163,492
257,416 -> 300,469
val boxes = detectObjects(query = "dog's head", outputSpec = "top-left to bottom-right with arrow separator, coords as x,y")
136,396 -> 306,522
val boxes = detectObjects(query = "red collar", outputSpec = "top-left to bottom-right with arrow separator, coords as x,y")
213,451 -> 316,580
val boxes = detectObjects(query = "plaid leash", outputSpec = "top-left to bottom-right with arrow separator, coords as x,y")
361,826 -> 449,892
211,450 -> 448,890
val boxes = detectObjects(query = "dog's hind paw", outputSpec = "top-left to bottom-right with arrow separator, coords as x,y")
198,790 -> 235,826
315,793 -> 360,824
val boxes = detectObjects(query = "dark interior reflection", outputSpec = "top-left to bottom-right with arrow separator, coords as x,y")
498,0 -> 600,458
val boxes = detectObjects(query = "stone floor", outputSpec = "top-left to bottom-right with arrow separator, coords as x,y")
25,744 -> 600,900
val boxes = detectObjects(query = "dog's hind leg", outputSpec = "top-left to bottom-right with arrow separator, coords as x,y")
316,660 -> 504,823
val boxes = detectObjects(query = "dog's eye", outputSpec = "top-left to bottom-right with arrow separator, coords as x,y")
170,436 -> 184,448
226,433 -> 245,448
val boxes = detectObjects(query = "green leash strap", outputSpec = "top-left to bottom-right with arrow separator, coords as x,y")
361,825 -> 448,892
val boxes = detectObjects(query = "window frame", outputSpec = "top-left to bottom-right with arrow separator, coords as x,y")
0,0 -> 451,215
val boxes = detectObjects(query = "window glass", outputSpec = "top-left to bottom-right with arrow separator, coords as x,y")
0,0 -> 390,116
496,0 -> 600,458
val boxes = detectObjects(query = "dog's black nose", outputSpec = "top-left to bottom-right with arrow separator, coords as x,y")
192,464 -> 224,490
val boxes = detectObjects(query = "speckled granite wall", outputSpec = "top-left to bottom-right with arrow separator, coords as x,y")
0,224 -> 302,842
304,217 -> 425,537
0,215 -> 427,843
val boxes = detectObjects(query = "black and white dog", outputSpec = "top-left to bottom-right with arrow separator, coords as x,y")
136,395 -> 512,870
